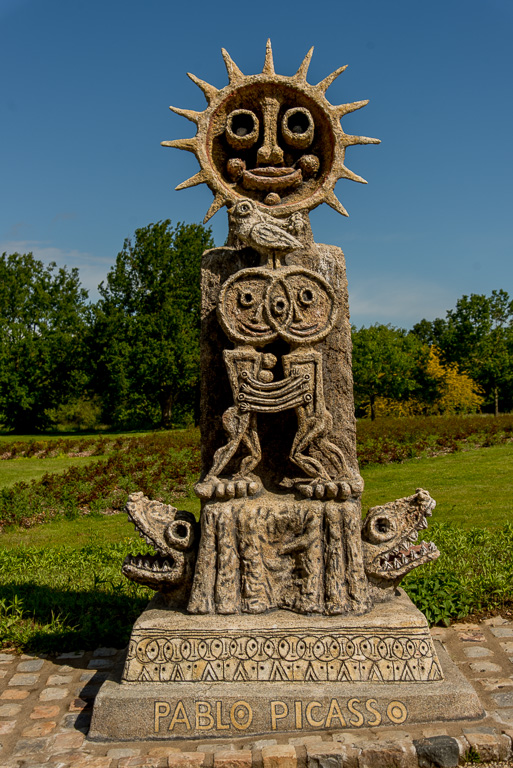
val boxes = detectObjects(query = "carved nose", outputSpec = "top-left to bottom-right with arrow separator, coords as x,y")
257,96 -> 284,166
257,142 -> 284,165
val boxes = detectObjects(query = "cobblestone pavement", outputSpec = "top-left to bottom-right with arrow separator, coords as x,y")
0,617 -> 512,768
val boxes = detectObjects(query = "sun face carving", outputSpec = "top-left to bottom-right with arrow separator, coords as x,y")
162,40 -> 380,222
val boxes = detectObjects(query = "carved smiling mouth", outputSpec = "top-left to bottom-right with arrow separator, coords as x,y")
242,167 -> 303,191
289,323 -> 319,336
239,320 -> 272,335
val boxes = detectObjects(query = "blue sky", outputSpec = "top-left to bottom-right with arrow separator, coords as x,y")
1,0 -> 512,328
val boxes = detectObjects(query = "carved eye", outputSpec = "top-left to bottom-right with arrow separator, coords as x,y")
272,296 -> 288,316
236,200 -> 253,216
298,287 -> 315,306
363,512 -> 397,544
239,289 -> 255,307
226,109 -> 259,148
281,107 -> 314,148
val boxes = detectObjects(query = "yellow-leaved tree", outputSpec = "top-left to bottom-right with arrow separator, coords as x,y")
426,346 -> 484,414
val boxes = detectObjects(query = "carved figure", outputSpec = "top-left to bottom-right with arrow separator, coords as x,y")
121,42 -> 438,621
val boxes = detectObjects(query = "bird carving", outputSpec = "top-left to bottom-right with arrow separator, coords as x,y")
229,199 -> 302,267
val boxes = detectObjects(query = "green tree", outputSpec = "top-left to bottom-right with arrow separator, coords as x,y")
91,220 -> 214,429
351,324 -> 430,420
413,290 -> 513,414
0,253 -> 89,432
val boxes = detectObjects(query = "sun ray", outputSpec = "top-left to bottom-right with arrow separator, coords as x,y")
343,134 -> 381,146
262,39 -> 275,75
337,166 -> 368,184
187,72 -> 219,104
176,170 -> 209,191
161,137 -> 199,153
316,65 -> 348,94
293,46 -> 314,82
169,106 -> 202,124
335,100 -> 369,117
221,48 -> 244,83
204,194 -> 227,223
326,191 -> 349,217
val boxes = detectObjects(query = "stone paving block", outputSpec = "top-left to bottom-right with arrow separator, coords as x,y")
262,745 -> 297,768
168,754 -> 205,768
13,736 -> 51,755
0,670 -> 7,679
483,616 -> 508,626
28,703 -> 60,720
477,677 -> 513,691
49,729 -> 85,751
491,627 -> 513,637
248,740 -> 277,750
0,688 -> 29,699
358,742 -> 416,768
73,758 -> 114,768
0,720 -> 16,734
0,653 -> 15,662
463,646 -> 493,658
39,686 -> 69,701
47,674 -> 73,685
93,647 -> 119,657
307,743 -> 360,768
87,658 -> 113,669
69,696 -> 91,712
118,757 -> 164,768
494,708 -> 513,726
107,748 -> 142,759
8,672 -> 39,686
463,732 -> 502,762
17,658 -> 44,672
500,641 -> 513,653
214,750 -> 252,768
493,692 -> 513,707
148,747 -> 183,757
57,650 -> 84,659
469,660 -> 502,673
22,719 -> 57,737
413,736 -> 460,768
58,664 -> 75,673
0,703 -> 22,716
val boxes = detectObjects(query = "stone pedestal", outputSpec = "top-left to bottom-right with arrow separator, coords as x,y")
89,591 -> 483,741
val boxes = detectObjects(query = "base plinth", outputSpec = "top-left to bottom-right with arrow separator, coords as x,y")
89,591 -> 483,741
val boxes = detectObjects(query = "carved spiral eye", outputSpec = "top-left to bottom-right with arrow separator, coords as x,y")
281,107 -> 314,148
226,109 -> 259,148
363,512 -> 397,544
298,287 -> 315,306
238,289 -> 255,307
235,200 -> 254,216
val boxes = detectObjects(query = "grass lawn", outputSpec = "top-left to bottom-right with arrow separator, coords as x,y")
361,443 -> 513,528
0,455 -> 105,489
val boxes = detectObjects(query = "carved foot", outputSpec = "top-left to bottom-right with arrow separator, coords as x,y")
292,475 -> 364,500
195,476 -> 263,501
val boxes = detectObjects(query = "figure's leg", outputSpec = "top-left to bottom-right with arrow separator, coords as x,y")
206,407 -> 250,479
289,407 -> 331,480
239,413 -> 262,476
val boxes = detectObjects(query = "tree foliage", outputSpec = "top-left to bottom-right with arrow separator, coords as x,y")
0,253 -> 89,432
91,220 -> 214,429
413,290 -> 513,414
352,324 -> 430,420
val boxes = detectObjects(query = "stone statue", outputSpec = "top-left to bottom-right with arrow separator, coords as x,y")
122,41 -> 439,615
90,43 -> 484,742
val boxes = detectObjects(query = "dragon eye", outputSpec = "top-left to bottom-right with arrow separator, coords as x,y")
281,108 -> 314,148
363,512 -> 397,544
226,109 -> 259,148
